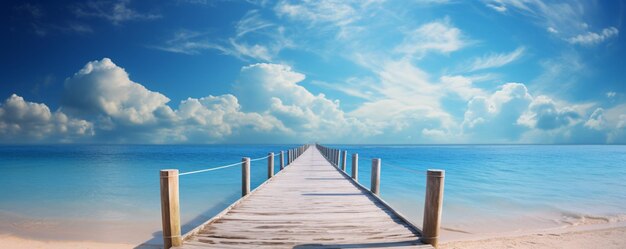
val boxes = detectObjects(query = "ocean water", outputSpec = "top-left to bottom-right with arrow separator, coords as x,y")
0,145 -> 625,245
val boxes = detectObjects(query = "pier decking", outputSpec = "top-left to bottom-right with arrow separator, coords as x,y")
173,146 -> 432,248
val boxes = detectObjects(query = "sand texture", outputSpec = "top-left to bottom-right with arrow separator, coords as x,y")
440,226 -> 626,249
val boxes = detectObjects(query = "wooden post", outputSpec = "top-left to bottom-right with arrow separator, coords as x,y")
421,170 -> 445,247
341,150 -> 347,171
371,158 -> 381,195
267,152 -> 274,179
287,150 -> 291,165
351,153 -> 358,181
335,149 -> 340,166
160,169 -> 182,248
280,151 -> 284,170
242,157 -> 250,197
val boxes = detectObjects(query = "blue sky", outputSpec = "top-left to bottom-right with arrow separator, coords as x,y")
0,0 -> 625,144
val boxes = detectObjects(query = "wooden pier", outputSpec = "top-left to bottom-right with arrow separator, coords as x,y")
161,145 -> 444,249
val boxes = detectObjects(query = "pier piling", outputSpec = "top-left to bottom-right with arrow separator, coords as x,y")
371,158 -> 381,195
268,152 -> 274,179
352,153 -> 358,181
159,169 -> 182,249
421,169 -> 445,247
242,157 -> 250,196
341,150 -> 347,171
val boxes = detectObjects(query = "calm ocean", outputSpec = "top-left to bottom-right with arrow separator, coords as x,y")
0,145 -> 625,245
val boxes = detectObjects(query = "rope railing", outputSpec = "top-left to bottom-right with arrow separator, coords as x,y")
159,144 -> 311,248
179,161 -> 241,176
358,155 -> 427,175
179,154 -> 273,176
315,143 -> 445,247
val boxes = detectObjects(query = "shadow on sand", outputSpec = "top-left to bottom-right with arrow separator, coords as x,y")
133,193 -> 239,249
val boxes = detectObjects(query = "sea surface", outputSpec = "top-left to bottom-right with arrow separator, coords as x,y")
0,144 -> 625,245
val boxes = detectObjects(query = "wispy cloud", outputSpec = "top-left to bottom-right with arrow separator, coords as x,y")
394,18 -> 468,58
568,27 -> 619,45
153,10 -> 292,62
235,10 -> 274,38
467,46 -> 525,72
153,30 -> 285,61
483,0 -> 619,45
151,30 -> 216,55
73,0 -> 161,25
310,78 -> 376,100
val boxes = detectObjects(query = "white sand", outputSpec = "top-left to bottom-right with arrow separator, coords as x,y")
2,226 -> 625,248
0,234 -> 141,249
440,226 -> 626,249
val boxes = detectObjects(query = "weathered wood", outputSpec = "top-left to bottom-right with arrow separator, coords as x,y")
371,158 -> 381,195
280,151 -> 284,170
176,146 -> 430,249
341,150 -> 347,171
268,152 -> 274,179
352,153 -> 358,181
421,170 -> 445,247
242,157 -> 250,197
288,150 -> 292,165
160,169 -> 182,248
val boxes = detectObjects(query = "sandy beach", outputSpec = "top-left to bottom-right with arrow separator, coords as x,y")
0,234 -> 139,249
0,226 -> 624,249
441,226 -> 626,249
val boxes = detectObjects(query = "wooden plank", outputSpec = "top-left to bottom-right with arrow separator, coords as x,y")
174,146 -> 431,249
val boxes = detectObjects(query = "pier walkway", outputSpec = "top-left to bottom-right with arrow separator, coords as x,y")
172,146 -> 432,248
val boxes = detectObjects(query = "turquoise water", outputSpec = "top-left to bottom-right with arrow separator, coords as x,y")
0,145 -> 625,245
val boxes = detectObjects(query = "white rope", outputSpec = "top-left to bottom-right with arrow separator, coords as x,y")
385,163 -> 426,175
179,161 -> 242,176
179,154 -> 272,176
360,156 -> 426,175
249,154 -> 270,162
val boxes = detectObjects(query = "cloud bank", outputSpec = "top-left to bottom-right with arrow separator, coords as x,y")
1,58 -> 624,144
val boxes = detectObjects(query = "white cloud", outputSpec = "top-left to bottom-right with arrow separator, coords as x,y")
152,30 -> 217,55
234,63 -> 369,140
57,58 -> 288,143
228,39 -> 273,61
347,59 -> 461,143
484,1 -> 619,45
174,95 -> 285,142
274,0 -> 359,27
568,27 -> 619,45
235,10 -> 274,38
606,92 -> 616,98
440,75 -> 485,101
273,0 -> 384,41
486,3 -> 506,12
310,79 -> 374,100
4,56 -> 622,144
467,47 -> 525,72
395,18 -> 467,58
62,58 -> 173,126
584,108 -> 606,130
0,94 -> 93,142
73,0 -> 161,25
154,12 -> 291,62
518,95 -> 580,130
462,83 -> 533,141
